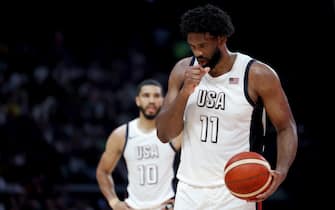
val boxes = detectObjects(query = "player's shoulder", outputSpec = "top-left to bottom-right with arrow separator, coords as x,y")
170,56 -> 194,79
174,56 -> 194,69
113,123 -> 127,135
249,59 -> 279,79
248,59 -> 281,95
103,122 -> 128,153
107,123 -> 128,144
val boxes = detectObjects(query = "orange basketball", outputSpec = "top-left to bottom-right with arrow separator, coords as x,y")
223,151 -> 272,200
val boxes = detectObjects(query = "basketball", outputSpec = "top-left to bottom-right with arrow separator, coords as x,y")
223,151 -> 272,200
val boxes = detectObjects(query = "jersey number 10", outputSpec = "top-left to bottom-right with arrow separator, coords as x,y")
138,164 -> 158,185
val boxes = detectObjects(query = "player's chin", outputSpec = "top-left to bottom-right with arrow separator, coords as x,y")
144,113 -> 157,120
146,110 -> 157,116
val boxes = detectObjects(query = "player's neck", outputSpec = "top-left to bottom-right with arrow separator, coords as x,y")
209,50 -> 236,77
137,117 -> 156,133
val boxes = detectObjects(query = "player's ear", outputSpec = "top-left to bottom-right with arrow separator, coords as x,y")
135,96 -> 140,107
218,35 -> 227,45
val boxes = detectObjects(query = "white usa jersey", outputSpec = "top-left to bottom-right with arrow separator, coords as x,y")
177,52 -> 266,187
123,118 -> 177,209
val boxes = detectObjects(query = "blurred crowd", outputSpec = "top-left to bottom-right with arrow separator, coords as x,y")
2,1 -> 333,209
1,26 -> 185,209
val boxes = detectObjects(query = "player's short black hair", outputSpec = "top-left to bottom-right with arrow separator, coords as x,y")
136,79 -> 164,96
180,4 -> 235,38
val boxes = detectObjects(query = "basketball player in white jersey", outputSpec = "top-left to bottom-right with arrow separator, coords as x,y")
96,79 -> 181,210
156,4 -> 298,210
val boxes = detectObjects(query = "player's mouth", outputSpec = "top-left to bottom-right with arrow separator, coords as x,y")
146,106 -> 157,113
197,58 -> 208,66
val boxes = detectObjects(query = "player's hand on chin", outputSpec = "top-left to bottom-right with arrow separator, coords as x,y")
182,65 -> 210,94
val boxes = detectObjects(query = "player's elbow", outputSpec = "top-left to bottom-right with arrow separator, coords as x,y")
156,130 -> 170,143
155,120 -> 170,143
96,165 -> 103,180
96,162 -> 108,179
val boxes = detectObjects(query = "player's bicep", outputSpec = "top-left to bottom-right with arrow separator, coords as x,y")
254,65 -> 294,130
97,127 -> 126,173
162,66 -> 184,110
97,151 -> 119,174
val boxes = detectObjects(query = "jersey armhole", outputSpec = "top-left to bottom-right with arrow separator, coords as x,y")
190,56 -> 196,66
244,59 -> 256,106
121,122 -> 129,154
180,56 -> 196,89
169,142 -> 177,153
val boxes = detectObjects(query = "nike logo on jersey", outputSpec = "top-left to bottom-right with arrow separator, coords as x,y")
128,135 -> 135,140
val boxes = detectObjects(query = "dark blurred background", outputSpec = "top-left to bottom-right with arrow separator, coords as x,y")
2,0 -> 334,209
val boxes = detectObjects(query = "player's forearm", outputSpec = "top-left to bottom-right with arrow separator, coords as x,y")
276,122 -> 298,175
96,170 -> 119,206
156,90 -> 190,142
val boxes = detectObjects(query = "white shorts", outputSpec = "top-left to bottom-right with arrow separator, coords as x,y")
174,181 -> 256,210
125,197 -> 174,210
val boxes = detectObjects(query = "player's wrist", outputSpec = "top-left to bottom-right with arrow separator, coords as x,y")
180,86 -> 193,97
108,197 -> 120,208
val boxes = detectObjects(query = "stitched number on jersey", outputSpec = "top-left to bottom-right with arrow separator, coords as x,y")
200,115 -> 218,143
138,164 -> 158,185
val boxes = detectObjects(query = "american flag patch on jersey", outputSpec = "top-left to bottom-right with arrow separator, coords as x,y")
229,77 -> 239,84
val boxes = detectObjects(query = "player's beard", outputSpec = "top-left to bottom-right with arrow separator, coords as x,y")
139,106 -> 161,120
201,47 -> 221,69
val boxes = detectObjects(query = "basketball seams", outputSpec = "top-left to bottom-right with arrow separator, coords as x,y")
224,158 -> 271,176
